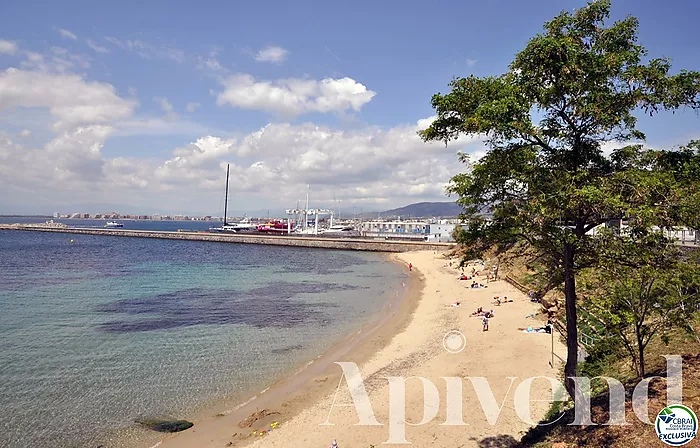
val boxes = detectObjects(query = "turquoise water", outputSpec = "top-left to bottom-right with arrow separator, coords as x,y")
0,230 -> 405,447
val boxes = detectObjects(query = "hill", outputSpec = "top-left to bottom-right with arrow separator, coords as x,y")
369,201 -> 463,218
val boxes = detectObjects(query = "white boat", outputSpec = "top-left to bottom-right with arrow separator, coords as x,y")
220,218 -> 257,232
321,224 -> 358,236
104,221 -> 123,228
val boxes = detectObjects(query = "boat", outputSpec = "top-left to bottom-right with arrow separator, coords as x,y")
104,221 -> 123,228
322,224 -> 354,233
209,164 -> 256,233
321,224 -> 359,237
257,220 -> 295,234
224,217 -> 257,232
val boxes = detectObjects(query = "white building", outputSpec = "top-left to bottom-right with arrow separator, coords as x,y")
360,220 -> 458,242
426,223 -> 457,242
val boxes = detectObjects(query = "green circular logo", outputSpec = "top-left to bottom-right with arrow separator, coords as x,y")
655,404 -> 697,446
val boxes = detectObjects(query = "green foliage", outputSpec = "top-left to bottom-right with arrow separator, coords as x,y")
583,232 -> 700,377
420,0 -> 700,399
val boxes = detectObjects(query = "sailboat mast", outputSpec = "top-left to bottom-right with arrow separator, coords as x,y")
223,164 -> 230,225
304,183 -> 310,231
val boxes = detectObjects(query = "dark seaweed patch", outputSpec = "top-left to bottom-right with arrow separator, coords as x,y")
270,344 -> 304,354
96,281 -> 363,333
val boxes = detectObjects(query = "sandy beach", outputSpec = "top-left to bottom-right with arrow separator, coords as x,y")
155,250 -> 564,448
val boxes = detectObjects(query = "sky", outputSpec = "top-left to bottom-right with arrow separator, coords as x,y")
1,0 -> 699,216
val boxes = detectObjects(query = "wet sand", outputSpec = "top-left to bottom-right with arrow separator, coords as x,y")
154,250 -> 564,447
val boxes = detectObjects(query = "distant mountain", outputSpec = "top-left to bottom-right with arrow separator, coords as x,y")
366,201 -> 464,219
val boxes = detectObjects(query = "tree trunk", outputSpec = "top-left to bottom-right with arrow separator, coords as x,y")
563,243 -> 579,402
637,328 -> 646,378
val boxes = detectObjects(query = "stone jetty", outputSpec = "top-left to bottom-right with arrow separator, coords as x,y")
0,224 -> 453,252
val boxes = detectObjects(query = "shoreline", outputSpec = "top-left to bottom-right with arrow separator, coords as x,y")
145,250 -> 564,447
146,254 -> 422,448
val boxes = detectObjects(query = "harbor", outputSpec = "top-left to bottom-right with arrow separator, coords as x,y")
0,223 -> 454,252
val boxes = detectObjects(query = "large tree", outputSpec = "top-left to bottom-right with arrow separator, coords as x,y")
420,0 -> 700,402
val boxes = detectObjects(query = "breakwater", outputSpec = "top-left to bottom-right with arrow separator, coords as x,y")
0,224 -> 453,252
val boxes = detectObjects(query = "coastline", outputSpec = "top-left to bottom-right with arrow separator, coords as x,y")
146,253 -> 422,448
150,250 -> 565,447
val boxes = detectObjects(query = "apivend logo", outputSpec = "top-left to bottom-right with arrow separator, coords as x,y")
655,405 -> 697,446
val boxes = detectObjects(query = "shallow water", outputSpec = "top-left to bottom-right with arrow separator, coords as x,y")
0,229 -> 405,447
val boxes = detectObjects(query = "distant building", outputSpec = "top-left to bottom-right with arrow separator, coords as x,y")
53,212 -> 60,218
359,219 -> 461,242
361,220 -> 430,236
426,223 -> 457,243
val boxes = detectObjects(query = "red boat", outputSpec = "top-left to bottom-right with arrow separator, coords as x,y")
257,220 -> 295,233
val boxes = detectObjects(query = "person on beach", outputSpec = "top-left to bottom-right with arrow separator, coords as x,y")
519,326 -> 550,333
409,263 -> 412,271
330,439 -> 339,448
494,296 -> 512,305
482,315 -> 489,331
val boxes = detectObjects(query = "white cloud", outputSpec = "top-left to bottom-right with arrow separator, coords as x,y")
254,46 -> 289,63
153,118 -> 481,204
0,40 -> 18,55
126,40 -> 185,63
114,117 -> 214,137
217,74 -> 376,116
0,68 -> 136,129
159,98 -> 173,113
44,125 -> 113,182
21,48 -> 91,73
58,28 -> 78,40
87,40 -> 110,53
0,114 -> 484,212
104,36 -> 126,49
466,58 -> 477,67
197,51 -> 224,72
19,129 -> 31,137
186,102 -> 201,113
154,96 -> 178,120
416,115 -> 437,130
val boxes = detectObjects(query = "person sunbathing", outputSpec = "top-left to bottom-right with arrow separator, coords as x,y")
450,301 -> 461,307
470,307 -> 484,316
518,324 -> 552,333
494,296 -> 513,305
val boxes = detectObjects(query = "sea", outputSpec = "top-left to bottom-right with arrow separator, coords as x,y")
0,218 -> 406,447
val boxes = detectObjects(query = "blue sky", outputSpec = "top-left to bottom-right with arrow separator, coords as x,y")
1,0 -> 699,215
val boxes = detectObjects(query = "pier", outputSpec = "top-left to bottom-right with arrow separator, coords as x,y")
0,224 -> 454,252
